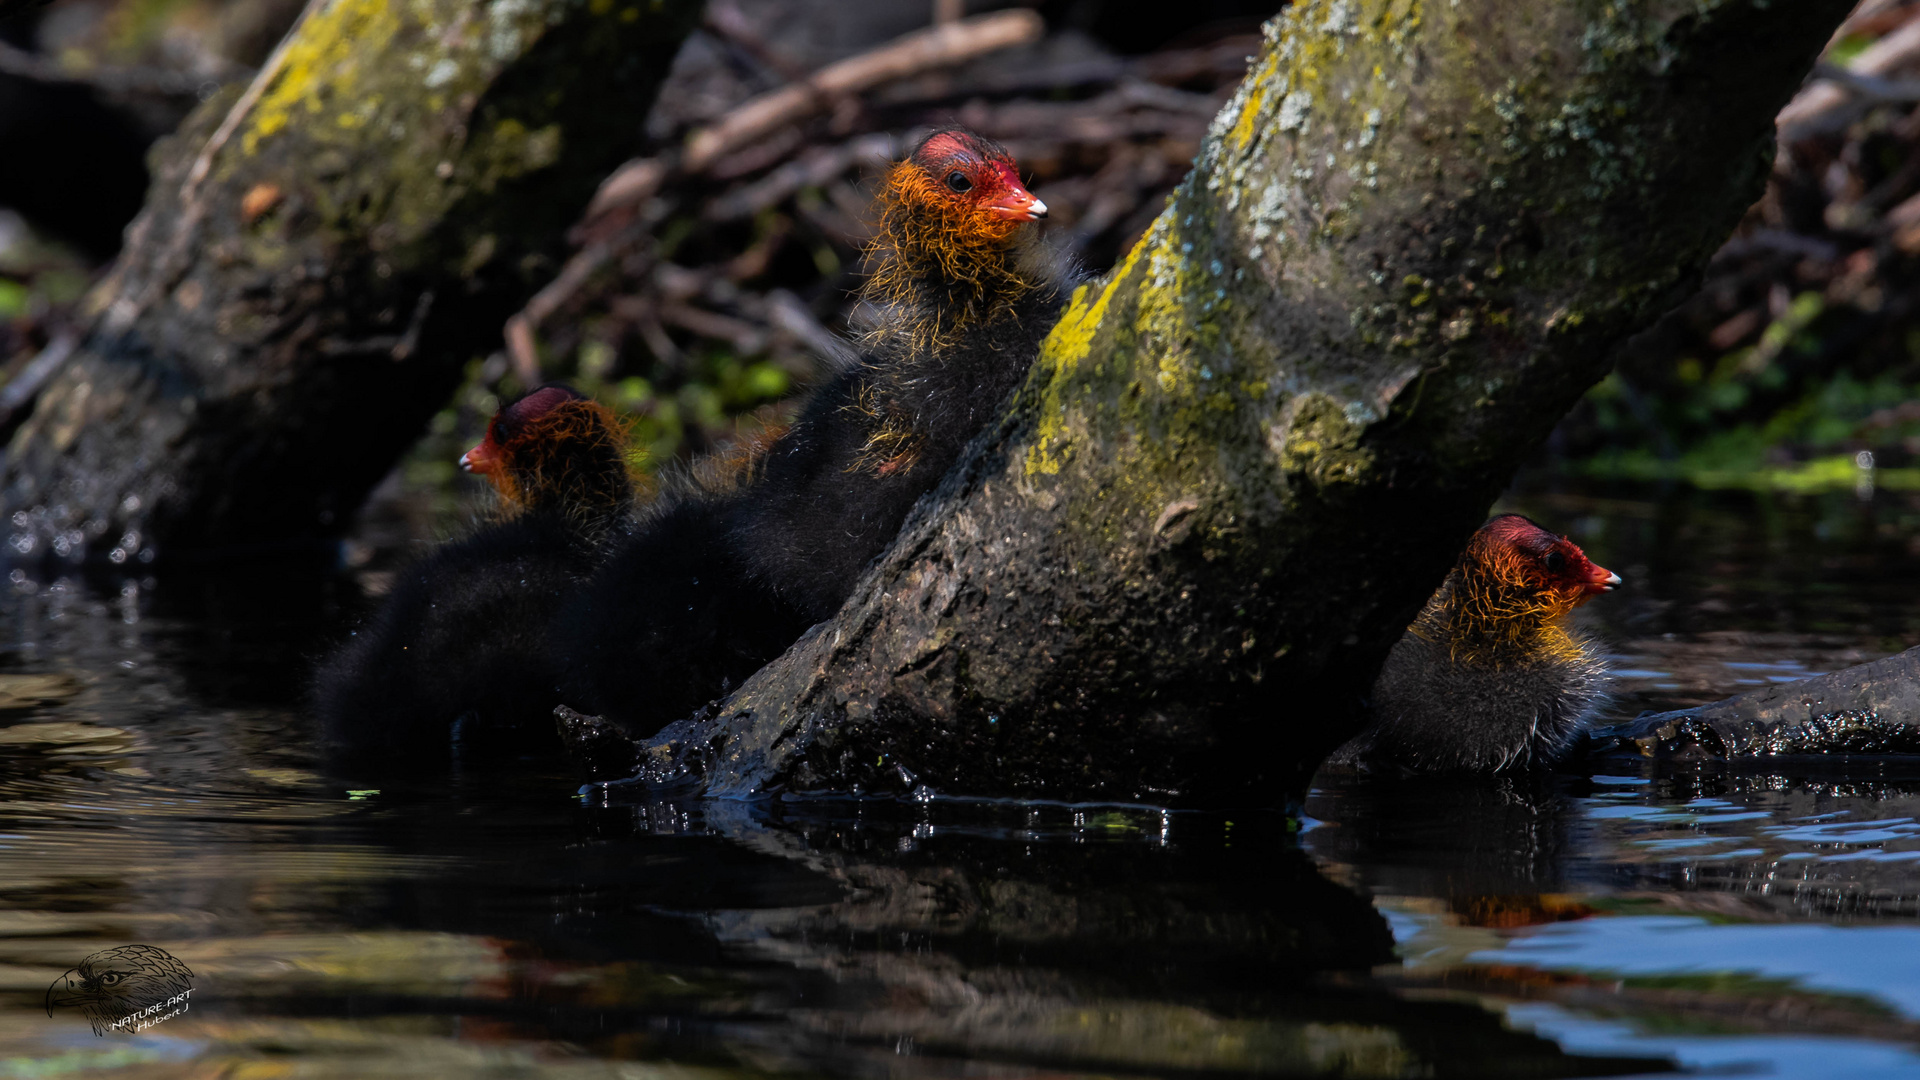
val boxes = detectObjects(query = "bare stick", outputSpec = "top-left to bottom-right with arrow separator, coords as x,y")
0,40 -> 246,97
703,133 -> 896,222
704,0 -> 809,82
1777,11 -> 1920,137
505,217 -> 659,378
0,333 -> 78,429
681,10 -> 1042,173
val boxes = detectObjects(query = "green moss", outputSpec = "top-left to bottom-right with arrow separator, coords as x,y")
1278,394 -> 1378,491
229,0 -> 629,252
468,119 -> 566,192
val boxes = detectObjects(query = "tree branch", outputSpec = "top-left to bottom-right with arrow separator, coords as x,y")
623,0 -> 1855,804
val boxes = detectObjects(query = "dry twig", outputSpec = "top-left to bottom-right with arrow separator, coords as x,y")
0,39 -> 246,97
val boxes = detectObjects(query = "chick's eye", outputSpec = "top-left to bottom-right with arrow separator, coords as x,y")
1542,550 -> 1567,574
945,170 -> 972,193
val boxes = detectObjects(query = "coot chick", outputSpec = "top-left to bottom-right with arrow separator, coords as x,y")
556,128 -> 1074,735
313,385 -> 634,771
731,126 -> 1076,620
1326,514 -> 1621,773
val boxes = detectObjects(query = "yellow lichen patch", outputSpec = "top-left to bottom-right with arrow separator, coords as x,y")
1045,247 -> 1142,376
1230,53 -> 1282,151
243,0 -> 406,156
1024,244 -> 1146,477
1131,249 -> 1221,405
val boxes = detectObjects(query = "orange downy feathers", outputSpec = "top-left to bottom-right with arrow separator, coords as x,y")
1413,515 -> 1619,669
464,392 -> 643,531
845,130 -> 1050,476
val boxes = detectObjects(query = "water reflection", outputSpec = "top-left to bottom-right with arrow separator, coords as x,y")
0,485 -> 1916,1076
1513,1007 -> 1920,1080
1306,766 -> 1920,1077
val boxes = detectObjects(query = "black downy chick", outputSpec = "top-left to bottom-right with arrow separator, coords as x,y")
312,385 -> 634,771
557,129 -> 1074,735
1325,515 -> 1622,773
729,128 -> 1075,619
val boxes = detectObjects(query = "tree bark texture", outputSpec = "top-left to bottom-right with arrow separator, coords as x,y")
1593,645 -> 1920,762
632,0 -> 1853,804
2,0 -> 701,559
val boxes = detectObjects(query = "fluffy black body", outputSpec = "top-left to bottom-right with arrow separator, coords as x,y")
1324,516 -> 1618,773
1326,610 -> 1612,773
732,249 -> 1072,620
553,493 -> 815,734
313,515 -> 607,769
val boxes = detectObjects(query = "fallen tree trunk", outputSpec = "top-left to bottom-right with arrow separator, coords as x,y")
1592,645 -> 1920,761
627,0 -> 1853,804
1,0 -> 700,558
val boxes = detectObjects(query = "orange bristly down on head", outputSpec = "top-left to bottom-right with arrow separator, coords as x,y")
461,387 -> 642,527
846,130 -> 1049,477
859,130 -> 1048,355
1412,514 -> 1620,669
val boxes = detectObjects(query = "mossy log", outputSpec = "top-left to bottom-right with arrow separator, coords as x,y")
1592,645 -> 1920,762
628,0 -> 1852,804
1,0 -> 700,558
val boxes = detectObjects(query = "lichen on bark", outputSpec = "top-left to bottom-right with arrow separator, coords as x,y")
631,0 -> 1851,804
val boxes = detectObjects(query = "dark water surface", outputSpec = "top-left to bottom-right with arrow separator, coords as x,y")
1,483 -> 1919,1078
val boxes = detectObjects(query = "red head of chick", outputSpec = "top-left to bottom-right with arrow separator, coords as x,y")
1446,514 -> 1620,665
1328,514 -> 1622,773
460,384 -> 637,535
865,128 -> 1052,338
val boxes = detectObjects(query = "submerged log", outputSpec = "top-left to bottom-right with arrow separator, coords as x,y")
1591,645 -> 1920,762
621,0 -> 1852,804
1,0 -> 701,558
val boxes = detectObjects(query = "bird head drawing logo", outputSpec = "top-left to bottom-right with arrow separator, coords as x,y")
46,945 -> 194,1036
